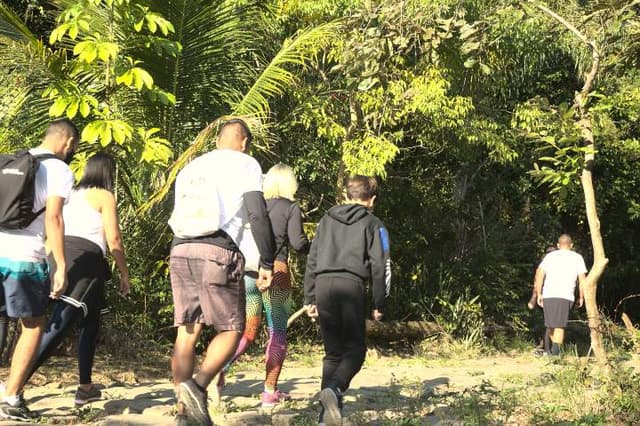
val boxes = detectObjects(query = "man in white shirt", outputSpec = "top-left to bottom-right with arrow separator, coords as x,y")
168,119 -> 276,426
0,119 -> 78,420
534,234 -> 588,356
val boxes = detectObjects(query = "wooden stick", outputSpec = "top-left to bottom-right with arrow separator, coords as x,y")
287,306 -> 308,327
621,312 -> 636,332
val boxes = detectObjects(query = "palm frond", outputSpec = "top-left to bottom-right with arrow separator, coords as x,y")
232,20 -> 343,118
146,0 -> 268,141
137,20 -> 343,213
0,1 -> 37,43
137,116 -> 221,214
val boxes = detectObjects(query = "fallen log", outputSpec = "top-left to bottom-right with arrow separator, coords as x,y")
365,320 -> 442,339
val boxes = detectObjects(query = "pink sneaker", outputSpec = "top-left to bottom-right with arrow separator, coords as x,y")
261,389 -> 291,407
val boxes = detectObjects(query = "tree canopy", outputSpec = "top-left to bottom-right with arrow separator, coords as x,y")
2,0 -> 640,343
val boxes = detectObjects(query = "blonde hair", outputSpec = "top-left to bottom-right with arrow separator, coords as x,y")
263,164 -> 298,201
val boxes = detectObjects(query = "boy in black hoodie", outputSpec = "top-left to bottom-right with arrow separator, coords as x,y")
304,175 -> 391,426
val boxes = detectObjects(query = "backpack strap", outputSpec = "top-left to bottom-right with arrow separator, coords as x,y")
31,152 -> 63,219
32,153 -> 59,161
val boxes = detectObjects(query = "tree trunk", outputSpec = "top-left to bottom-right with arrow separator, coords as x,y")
580,159 -> 608,361
531,1 -> 609,362
576,50 -> 608,363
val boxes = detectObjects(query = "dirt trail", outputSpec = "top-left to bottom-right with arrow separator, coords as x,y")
0,351 -> 555,425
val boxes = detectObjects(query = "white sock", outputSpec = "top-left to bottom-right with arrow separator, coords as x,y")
3,395 -> 20,406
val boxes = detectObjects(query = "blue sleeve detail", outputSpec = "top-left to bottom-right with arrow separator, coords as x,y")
379,227 -> 390,253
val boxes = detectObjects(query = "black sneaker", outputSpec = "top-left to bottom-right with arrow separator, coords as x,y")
0,399 -> 38,422
177,379 -> 212,426
319,388 -> 342,426
173,413 -> 192,426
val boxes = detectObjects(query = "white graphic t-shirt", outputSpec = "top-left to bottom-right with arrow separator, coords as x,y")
0,148 -> 74,261
539,249 -> 588,302
169,149 -> 263,244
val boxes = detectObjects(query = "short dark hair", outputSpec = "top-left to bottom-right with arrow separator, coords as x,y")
345,175 -> 378,201
76,152 -> 116,193
221,118 -> 252,144
45,118 -> 80,142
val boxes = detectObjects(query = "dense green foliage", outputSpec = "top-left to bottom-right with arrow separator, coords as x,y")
2,0 -> 640,342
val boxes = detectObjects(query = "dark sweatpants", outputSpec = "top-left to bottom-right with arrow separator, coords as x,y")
316,276 -> 366,392
27,302 -> 100,385
25,236 -> 106,386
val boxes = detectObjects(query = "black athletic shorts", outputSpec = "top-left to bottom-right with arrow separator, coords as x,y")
543,297 -> 572,328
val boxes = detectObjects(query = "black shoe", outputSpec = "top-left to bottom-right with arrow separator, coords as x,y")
0,399 -> 38,422
319,388 -> 342,426
75,385 -> 102,406
177,379 -> 212,426
173,413 -> 192,426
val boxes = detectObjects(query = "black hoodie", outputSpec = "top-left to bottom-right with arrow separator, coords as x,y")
303,203 -> 391,311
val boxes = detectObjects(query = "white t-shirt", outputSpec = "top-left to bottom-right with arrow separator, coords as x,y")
64,189 -> 107,255
0,148 -> 74,261
236,218 -> 260,272
169,149 -> 263,244
539,249 -> 588,302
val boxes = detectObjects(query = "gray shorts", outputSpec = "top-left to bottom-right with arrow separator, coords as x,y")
543,298 -> 572,328
170,243 -> 245,331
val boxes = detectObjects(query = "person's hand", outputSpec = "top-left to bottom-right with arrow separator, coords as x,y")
306,304 -> 318,320
527,293 -> 537,310
119,275 -> 131,297
256,268 -> 273,292
372,309 -> 383,321
537,295 -> 544,308
576,298 -> 584,308
50,266 -> 67,299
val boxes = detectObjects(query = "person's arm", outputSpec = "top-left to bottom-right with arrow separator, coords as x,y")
287,203 -> 309,254
369,222 -> 391,317
303,221 -> 322,307
534,267 -> 545,307
577,272 -> 586,308
45,195 -> 67,299
101,190 -> 130,296
243,191 -> 276,288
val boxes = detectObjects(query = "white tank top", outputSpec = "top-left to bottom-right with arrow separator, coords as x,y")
63,189 -> 107,255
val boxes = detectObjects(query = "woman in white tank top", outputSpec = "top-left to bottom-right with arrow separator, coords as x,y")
24,152 -> 130,406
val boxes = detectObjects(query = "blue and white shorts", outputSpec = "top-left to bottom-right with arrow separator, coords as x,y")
0,258 -> 50,318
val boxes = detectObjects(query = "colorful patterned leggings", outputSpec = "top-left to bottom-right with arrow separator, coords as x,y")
226,260 -> 292,390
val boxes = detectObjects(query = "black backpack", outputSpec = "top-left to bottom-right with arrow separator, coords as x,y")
0,150 -> 58,230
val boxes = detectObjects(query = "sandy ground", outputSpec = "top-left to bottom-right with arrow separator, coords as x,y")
0,347 -> 564,425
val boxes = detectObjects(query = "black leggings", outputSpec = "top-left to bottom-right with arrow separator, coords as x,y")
316,276 -> 366,392
0,313 -> 8,357
25,302 -> 100,385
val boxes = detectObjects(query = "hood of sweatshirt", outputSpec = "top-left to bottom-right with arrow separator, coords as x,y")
327,203 -> 370,225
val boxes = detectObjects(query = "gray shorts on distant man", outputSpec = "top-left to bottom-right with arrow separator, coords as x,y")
170,243 -> 245,331
543,297 -> 572,328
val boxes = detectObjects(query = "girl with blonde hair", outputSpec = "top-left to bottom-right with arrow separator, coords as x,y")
219,163 -> 309,407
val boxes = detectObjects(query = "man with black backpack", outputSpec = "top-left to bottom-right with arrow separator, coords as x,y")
0,119 -> 78,421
